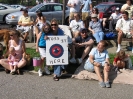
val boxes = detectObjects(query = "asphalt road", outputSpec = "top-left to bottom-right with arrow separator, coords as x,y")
0,70 -> 133,99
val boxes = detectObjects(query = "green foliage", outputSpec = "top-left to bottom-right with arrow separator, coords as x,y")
0,0 -> 36,6
0,0 -> 19,4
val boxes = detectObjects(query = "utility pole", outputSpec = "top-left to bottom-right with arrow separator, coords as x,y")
62,0 -> 66,25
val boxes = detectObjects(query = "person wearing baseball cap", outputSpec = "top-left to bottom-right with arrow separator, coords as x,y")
16,8 -> 34,42
88,14 -> 104,43
108,7 -> 122,31
69,28 -> 94,64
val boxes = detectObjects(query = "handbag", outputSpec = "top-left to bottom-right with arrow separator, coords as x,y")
104,32 -> 117,40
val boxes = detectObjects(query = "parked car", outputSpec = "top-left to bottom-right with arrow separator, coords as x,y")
0,3 -> 20,23
10,5 -> 27,9
6,3 -> 70,25
95,2 -> 123,18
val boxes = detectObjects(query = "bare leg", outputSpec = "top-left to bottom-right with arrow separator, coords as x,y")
34,26 -> 39,37
74,31 -> 80,38
10,65 -> 13,71
117,32 -> 123,44
17,59 -> 26,69
81,46 -> 92,60
23,32 -> 29,40
103,65 -> 109,82
14,65 -> 17,71
94,66 -> 103,82
0,59 -> 10,70
39,57 -> 45,70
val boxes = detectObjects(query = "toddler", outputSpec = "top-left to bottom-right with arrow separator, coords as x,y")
8,47 -> 20,74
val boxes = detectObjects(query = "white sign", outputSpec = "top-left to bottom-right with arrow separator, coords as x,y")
46,36 -> 68,65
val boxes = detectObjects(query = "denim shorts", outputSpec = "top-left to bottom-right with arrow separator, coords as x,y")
84,59 -> 106,72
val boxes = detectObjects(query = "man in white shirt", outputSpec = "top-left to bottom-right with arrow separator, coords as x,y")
109,7 -> 122,31
121,0 -> 132,12
67,0 -> 83,23
115,11 -> 133,53
69,13 -> 85,38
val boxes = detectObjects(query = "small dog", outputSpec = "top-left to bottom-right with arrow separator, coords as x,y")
0,43 -> 3,59
23,53 -> 31,66
0,29 -> 10,51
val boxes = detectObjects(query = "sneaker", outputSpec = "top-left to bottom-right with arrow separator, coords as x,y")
116,47 -> 121,53
117,70 -> 122,74
115,67 -> 118,72
12,69 -> 16,72
38,69 -> 43,77
44,66 -> 50,75
77,58 -> 82,64
69,57 -> 76,64
123,68 -> 125,70
10,70 -> 15,75
99,81 -> 105,88
105,81 -> 110,88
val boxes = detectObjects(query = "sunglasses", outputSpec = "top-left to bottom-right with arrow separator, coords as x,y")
51,24 -> 57,26
10,34 -> 15,36
81,31 -> 87,34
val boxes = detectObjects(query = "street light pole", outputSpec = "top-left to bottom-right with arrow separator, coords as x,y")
62,0 -> 66,25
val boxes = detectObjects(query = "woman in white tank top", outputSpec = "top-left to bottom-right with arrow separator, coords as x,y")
0,29 -> 27,74
34,11 -> 46,39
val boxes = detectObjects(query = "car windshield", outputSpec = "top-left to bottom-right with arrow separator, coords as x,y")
2,4 -> 15,8
29,4 -> 43,12
96,4 -> 110,12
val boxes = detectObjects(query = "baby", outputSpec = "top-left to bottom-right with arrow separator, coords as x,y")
8,47 -> 20,74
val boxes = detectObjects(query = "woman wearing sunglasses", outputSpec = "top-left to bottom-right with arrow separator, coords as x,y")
89,14 -> 104,43
48,18 -> 65,81
0,29 -> 26,74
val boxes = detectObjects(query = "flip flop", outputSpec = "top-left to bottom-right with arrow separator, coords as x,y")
53,76 -> 59,81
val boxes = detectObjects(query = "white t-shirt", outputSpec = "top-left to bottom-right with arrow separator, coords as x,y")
70,19 -> 84,32
116,18 -> 133,34
110,13 -> 122,20
121,4 -> 132,11
67,0 -> 83,12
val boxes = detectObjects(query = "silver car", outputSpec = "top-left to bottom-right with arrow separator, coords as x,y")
0,3 -> 20,23
6,3 -> 70,25
10,5 -> 27,9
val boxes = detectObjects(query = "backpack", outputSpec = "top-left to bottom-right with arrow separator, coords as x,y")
104,32 -> 117,40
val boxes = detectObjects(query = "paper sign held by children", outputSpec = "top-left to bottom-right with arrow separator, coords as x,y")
46,36 -> 68,65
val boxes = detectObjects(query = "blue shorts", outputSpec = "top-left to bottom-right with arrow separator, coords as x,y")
84,59 -> 106,72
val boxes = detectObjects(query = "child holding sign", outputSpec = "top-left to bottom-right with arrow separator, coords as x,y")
36,23 -> 51,76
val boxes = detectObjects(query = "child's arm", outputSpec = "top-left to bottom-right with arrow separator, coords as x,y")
36,32 -> 42,52
113,57 -> 117,66
8,54 -> 11,62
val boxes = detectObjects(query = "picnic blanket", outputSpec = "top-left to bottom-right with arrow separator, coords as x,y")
72,60 -> 133,85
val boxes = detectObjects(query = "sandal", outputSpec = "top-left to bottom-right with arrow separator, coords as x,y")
5,69 -> 10,74
53,75 -> 59,81
16,68 -> 20,75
